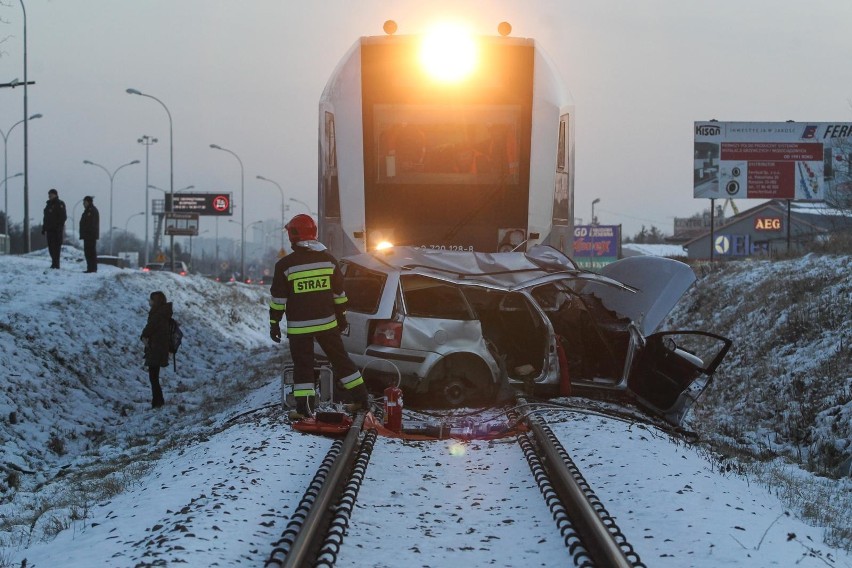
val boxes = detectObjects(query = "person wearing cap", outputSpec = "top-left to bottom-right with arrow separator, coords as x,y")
79,196 -> 100,273
42,188 -> 67,269
268,214 -> 369,420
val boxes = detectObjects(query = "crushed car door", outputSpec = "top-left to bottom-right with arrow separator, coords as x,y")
628,330 -> 732,422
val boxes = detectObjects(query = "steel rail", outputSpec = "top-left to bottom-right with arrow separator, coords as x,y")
265,412 -> 366,568
519,398 -> 641,568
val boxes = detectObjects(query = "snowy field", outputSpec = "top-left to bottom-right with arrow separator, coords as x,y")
1,248 -> 850,567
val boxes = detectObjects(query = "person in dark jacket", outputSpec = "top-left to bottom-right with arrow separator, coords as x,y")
79,196 -> 100,273
42,188 -> 67,269
141,290 -> 171,408
269,214 -> 369,420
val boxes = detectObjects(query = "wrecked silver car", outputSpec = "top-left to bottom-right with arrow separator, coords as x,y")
332,245 -> 731,424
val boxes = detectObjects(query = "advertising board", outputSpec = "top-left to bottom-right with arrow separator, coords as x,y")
165,193 -> 232,216
694,122 -> 852,201
573,225 -> 619,270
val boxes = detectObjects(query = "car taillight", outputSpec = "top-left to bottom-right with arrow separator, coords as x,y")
142,267 -> 150,272
179,271 -> 187,276
372,321 -> 403,348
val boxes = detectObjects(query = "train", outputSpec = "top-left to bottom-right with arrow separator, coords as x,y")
316,21 -> 575,258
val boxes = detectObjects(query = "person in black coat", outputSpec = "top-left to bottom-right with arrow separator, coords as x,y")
79,195 -> 100,273
42,188 -> 67,269
141,290 -> 171,408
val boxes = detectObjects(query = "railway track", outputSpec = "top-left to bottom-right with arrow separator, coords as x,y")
265,401 -> 646,568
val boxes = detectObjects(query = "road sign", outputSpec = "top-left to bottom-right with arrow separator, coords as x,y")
165,193 -> 233,216
164,212 -> 200,236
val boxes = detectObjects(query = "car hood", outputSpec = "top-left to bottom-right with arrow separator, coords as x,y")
590,256 -> 696,335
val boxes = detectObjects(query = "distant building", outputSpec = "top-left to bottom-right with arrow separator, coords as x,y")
683,200 -> 852,260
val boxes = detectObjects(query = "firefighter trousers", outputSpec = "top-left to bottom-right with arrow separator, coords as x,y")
288,330 -> 367,413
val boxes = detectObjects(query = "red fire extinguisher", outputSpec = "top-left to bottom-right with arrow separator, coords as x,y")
384,384 -> 403,433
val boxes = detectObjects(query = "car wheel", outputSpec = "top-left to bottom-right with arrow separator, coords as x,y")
428,354 -> 495,407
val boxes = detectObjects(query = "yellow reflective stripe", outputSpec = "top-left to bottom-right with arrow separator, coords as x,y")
342,377 -> 364,390
269,301 -> 285,310
293,389 -> 316,397
287,320 -> 338,334
333,296 -> 348,305
269,319 -> 279,325
287,267 -> 334,281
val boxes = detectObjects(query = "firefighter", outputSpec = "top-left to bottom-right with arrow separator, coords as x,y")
268,214 -> 369,420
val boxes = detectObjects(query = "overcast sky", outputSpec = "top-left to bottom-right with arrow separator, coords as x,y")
1,0 -> 851,242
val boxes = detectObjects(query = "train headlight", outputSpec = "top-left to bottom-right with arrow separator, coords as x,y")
419,24 -> 477,82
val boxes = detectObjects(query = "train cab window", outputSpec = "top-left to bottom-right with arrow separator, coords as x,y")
374,104 -> 521,186
323,111 -> 341,218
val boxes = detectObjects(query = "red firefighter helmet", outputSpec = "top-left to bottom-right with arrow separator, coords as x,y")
286,214 -> 318,244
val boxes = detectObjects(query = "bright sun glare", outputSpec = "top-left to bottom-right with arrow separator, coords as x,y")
419,24 -> 477,82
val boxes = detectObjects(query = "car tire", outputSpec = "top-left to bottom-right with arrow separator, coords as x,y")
428,354 -> 495,407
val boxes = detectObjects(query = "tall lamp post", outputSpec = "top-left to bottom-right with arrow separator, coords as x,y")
1,172 -> 23,235
125,211 -> 144,235
83,159 -> 139,255
288,197 -> 315,216
137,135 -> 158,265
256,175 -> 286,251
2,113 -> 41,235
590,198 -> 600,270
126,88 -> 174,270
210,144 -> 245,280
19,0 -> 33,252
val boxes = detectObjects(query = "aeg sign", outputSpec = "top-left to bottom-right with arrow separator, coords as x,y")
754,217 -> 782,231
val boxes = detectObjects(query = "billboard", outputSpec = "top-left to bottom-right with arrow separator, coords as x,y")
165,193 -> 233,216
573,225 -> 620,270
694,122 -> 852,201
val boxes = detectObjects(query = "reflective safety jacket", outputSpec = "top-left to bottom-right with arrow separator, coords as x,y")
268,241 -> 348,336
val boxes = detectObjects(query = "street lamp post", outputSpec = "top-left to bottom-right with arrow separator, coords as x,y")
125,211 -> 144,235
83,159 -> 139,255
288,197 -> 315,217
127,88 -> 174,270
19,0 -> 33,252
590,198 -> 601,270
2,114 -> 41,235
138,135 -> 158,265
70,197 -> 85,245
1,172 -> 23,234
256,175 -> 286,251
211,144 -> 245,281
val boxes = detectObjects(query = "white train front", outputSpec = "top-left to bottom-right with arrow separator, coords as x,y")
317,22 -> 575,258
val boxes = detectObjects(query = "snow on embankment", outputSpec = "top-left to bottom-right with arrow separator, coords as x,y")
667,254 -> 852,476
0,248 -> 270,488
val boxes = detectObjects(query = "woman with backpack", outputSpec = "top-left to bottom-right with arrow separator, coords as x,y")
141,290 -> 171,408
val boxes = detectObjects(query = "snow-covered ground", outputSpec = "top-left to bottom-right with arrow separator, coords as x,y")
1,248 -> 850,567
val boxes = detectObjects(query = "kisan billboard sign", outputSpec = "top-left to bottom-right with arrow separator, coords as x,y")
694,122 -> 852,201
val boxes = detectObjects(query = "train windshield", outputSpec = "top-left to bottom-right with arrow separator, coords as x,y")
374,104 -> 521,186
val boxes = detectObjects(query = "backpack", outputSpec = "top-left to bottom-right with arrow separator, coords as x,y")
169,318 -> 183,371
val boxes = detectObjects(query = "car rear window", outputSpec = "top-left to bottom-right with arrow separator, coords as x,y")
342,263 -> 386,314
401,275 -> 473,320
